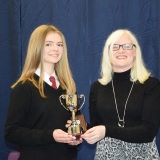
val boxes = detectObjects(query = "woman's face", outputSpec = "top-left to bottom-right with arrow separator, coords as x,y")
43,32 -> 63,69
110,33 -> 136,72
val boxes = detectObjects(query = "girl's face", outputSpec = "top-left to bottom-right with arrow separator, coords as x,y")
110,33 -> 136,72
43,32 -> 63,69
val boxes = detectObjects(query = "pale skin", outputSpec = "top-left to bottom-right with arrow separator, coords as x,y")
42,32 -> 82,145
110,33 -> 136,73
81,33 -> 136,144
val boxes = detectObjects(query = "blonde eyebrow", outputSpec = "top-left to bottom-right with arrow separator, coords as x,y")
45,41 -> 62,43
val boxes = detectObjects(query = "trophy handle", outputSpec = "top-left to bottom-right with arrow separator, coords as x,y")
78,94 -> 85,110
59,95 -> 69,111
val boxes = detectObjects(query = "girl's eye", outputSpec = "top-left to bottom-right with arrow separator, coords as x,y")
58,43 -> 63,47
45,42 -> 63,47
45,43 -> 52,46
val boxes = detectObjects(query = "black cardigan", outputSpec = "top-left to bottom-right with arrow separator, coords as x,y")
5,75 -> 77,160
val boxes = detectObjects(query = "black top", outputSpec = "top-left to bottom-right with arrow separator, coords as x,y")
89,70 -> 160,143
5,74 -> 77,160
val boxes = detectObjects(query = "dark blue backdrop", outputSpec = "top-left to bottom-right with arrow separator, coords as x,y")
0,0 -> 160,159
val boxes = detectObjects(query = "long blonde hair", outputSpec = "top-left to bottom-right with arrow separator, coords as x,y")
12,24 -> 76,97
99,29 -> 151,85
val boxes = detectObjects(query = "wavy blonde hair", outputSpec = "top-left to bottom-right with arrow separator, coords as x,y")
99,29 -> 151,85
12,24 -> 76,97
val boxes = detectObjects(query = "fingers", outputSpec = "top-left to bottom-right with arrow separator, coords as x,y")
81,132 -> 96,144
53,128 -> 84,145
83,127 -> 95,134
84,135 -> 98,144
65,124 -> 70,128
53,129 -> 76,143
65,120 -> 72,128
81,127 -> 95,139
67,120 -> 72,124
68,138 -> 83,146
81,126 -> 106,144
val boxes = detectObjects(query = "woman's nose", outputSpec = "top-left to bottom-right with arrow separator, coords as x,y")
119,46 -> 126,53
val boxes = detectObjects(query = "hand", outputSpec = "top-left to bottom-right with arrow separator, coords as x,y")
81,125 -> 106,144
65,120 -> 72,128
53,129 -> 75,143
68,137 -> 83,146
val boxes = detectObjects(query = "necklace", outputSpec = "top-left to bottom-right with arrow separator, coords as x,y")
111,80 -> 134,128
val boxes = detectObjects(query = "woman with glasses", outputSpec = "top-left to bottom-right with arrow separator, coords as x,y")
81,29 -> 160,159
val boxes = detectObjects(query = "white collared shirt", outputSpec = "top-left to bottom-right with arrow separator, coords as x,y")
35,68 -> 60,88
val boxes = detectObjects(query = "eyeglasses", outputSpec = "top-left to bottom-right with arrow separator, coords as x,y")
110,43 -> 136,51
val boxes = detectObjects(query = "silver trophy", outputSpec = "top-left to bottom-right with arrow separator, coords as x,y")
59,94 -> 85,139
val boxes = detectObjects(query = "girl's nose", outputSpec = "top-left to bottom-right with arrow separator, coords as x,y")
51,44 -> 58,51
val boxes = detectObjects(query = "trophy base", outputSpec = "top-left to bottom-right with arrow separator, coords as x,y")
72,133 -> 81,140
68,124 -> 82,140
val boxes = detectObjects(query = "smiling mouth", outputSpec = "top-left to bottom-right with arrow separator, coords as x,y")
49,54 -> 59,57
116,55 -> 127,59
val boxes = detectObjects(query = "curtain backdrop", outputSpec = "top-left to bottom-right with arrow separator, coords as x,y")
0,0 -> 160,159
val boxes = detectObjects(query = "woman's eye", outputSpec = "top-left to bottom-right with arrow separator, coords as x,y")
113,45 -> 119,50
124,44 -> 131,49
113,46 -> 118,49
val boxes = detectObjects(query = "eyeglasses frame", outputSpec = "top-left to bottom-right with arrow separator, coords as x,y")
109,43 -> 136,51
